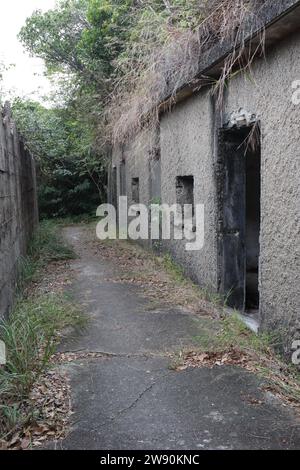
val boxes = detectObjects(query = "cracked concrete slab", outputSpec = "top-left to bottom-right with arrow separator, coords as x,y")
59,233 -> 215,356
52,226 -> 300,450
55,358 -> 300,450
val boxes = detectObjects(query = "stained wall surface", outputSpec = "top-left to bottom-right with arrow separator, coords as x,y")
0,105 -> 38,317
110,30 -> 300,345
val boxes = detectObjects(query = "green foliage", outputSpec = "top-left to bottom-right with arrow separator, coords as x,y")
19,1 -> 91,75
12,99 -> 106,218
17,220 -> 76,291
217,313 -> 276,353
162,253 -> 185,282
0,293 -> 85,437
28,220 -> 76,263
18,0 -> 210,117
192,312 -> 280,358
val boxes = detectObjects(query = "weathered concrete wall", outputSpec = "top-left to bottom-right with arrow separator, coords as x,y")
111,128 -> 159,249
0,104 -> 38,318
110,28 -> 300,347
160,91 -> 218,290
223,31 -> 300,344
158,30 -> 300,344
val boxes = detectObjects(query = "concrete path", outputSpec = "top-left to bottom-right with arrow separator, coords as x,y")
54,226 -> 300,450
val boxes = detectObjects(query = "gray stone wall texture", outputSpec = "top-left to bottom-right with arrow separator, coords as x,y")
160,91 -> 217,290
110,27 -> 300,346
0,104 -> 38,318
111,128 -> 159,249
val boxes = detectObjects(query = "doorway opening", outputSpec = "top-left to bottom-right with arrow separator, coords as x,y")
219,123 -> 261,313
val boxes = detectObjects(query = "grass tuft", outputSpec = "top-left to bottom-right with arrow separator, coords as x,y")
186,313 -> 300,408
0,220 -> 84,440
17,220 -> 76,291
0,294 -> 85,401
161,253 -> 186,283
28,220 -> 76,263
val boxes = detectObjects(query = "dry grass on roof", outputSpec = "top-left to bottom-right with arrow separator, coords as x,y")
105,0 -> 267,147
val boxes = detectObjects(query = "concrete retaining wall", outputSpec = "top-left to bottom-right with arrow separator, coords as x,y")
0,104 -> 38,318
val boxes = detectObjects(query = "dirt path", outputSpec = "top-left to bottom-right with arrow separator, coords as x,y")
50,225 -> 300,450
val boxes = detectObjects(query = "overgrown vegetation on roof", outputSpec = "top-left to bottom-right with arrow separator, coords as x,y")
107,0 -> 267,146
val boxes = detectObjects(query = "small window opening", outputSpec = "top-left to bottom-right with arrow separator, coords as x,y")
111,166 -> 117,209
176,175 -> 194,216
120,161 -> 126,196
132,177 -> 140,203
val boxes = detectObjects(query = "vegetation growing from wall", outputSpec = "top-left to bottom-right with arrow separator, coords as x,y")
106,0 -> 267,145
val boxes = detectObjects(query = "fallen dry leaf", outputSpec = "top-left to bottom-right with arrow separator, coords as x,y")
21,438 -> 31,450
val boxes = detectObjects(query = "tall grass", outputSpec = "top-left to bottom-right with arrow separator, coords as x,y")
52,214 -> 98,226
0,220 -> 83,440
0,295 -> 84,397
190,313 -> 300,406
17,220 -> 76,291
29,220 -> 75,261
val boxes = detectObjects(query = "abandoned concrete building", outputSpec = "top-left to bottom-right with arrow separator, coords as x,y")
109,0 -> 300,344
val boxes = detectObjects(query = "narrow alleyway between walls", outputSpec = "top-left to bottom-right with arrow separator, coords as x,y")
48,225 -> 300,450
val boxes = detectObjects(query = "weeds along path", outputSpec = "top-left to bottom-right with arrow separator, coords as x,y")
0,221 -> 84,450
44,224 -> 300,450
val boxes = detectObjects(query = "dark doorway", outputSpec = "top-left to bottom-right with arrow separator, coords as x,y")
120,160 -> 126,196
111,166 -> 117,210
176,175 -> 195,216
218,124 -> 261,312
132,177 -> 140,203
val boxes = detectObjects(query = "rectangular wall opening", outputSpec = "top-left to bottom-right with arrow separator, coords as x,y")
111,166 -> 117,209
120,160 -> 126,196
219,124 -> 261,313
132,177 -> 140,203
176,175 -> 194,216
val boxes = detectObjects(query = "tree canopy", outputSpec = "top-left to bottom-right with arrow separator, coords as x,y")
12,98 -> 106,218
19,0 -> 209,101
